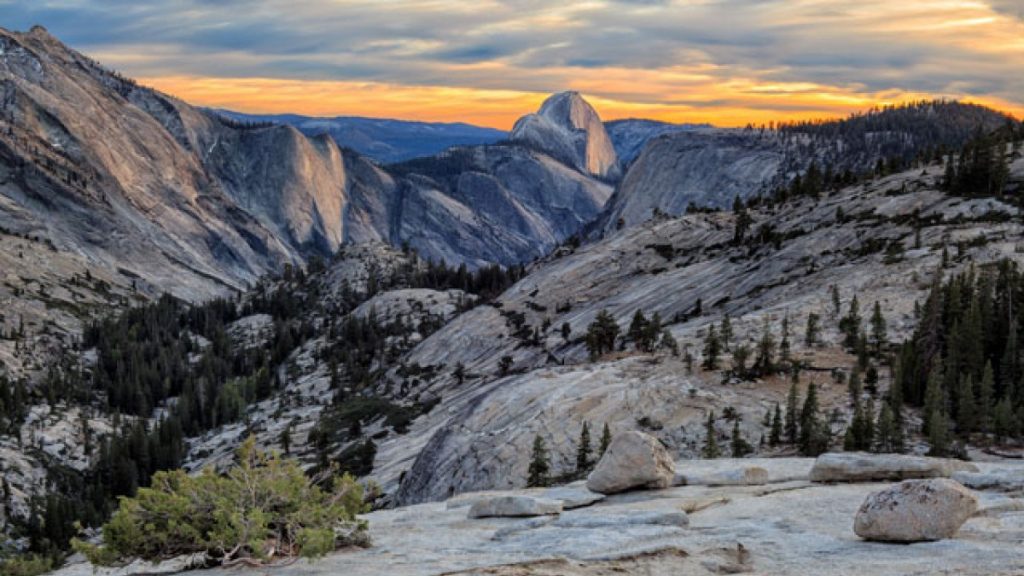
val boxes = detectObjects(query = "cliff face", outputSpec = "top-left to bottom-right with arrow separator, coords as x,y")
511,91 -> 621,180
596,129 -> 786,235
0,27 -> 617,304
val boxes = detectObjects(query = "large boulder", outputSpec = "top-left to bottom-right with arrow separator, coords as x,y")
586,431 -> 675,494
853,478 -> 979,542
467,495 -> 563,518
810,452 -> 978,483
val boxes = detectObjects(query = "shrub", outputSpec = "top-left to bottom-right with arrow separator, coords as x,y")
73,437 -> 369,568
0,554 -> 54,576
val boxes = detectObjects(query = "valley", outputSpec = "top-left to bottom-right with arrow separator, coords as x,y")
0,21 -> 1023,576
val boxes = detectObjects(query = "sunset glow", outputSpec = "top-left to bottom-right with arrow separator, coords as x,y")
5,0 -> 1024,128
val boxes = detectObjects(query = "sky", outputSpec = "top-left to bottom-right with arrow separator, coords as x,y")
3,0 -> 1024,129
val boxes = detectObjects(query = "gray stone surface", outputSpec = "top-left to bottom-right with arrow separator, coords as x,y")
467,496 -> 563,518
810,452 -> 979,483
853,479 -> 979,542
952,469 -> 1024,492
678,465 -> 770,487
48,459 -> 1024,576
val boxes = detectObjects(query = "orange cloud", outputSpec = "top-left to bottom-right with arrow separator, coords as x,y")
141,74 -> 1021,130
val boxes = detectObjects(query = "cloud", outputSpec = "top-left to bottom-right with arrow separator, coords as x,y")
1,0 -> 1022,126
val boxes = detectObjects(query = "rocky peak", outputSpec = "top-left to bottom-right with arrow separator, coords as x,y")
510,91 -> 620,180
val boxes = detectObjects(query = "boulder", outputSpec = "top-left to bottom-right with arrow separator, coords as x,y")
810,452 -> 978,483
853,478 -> 978,542
467,495 -> 563,518
586,431 -> 675,494
677,466 -> 770,487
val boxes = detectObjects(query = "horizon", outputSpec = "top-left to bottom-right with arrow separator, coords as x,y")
3,1 -> 1024,129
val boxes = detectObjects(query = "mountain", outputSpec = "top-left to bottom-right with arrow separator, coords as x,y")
595,101 -> 1015,235
213,110 -> 505,164
510,91 -> 621,180
0,26 -> 613,306
603,118 -> 710,165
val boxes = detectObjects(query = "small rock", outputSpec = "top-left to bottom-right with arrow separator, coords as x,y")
853,478 -> 979,542
678,466 -> 769,487
810,452 -> 978,483
467,495 -> 563,518
586,431 -> 675,494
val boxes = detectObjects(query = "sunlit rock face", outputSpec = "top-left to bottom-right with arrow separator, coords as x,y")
511,91 -> 621,180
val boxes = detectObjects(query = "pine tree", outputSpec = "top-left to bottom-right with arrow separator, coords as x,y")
831,286 -> 841,319
927,407 -> 950,457
799,383 -> 825,456
599,423 -> 612,457
978,361 -> 995,434
840,296 -> 861,349
720,315 -> 733,351
702,325 -> 721,370
754,316 -> 776,376
805,313 -> 820,347
702,411 -> 720,459
992,398 -> 1014,442
731,419 -> 752,457
870,301 -> 887,354
785,382 -> 800,444
956,375 -> 977,435
922,366 -> 944,434
628,310 -> 649,350
527,435 -> 551,488
576,422 -> 592,472
875,402 -> 896,453
770,403 -> 783,446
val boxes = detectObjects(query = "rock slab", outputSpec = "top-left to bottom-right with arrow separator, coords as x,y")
810,452 -> 979,483
677,466 -> 770,487
586,431 -> 675,494
467,496 -> 563,518
853,478 -> 979,542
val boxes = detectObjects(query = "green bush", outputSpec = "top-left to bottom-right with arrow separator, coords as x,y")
0,554 -> 54,576
73,437 -> 369,568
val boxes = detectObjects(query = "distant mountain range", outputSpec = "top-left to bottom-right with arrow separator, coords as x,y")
212,110 -> 506,164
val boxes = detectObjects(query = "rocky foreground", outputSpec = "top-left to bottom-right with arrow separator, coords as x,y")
53,455 -> 1024,576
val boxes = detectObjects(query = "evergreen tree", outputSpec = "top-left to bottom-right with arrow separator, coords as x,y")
527,435 -> 551,488
599,423 -> 612,457
805,313 -> 820,347
731,419 -> 752,457
720,315 -> 733,351
770,403 -> 783,446
754,316 -> 776,376
799,383 -> 826,456
927,407 -> 950,457
839,296 -> 861,349
628,310 -> 649,350
956,375 -> 977,435
870,301 -> 887,354
586,310 -> 620,360
978,361 -> 995,434
785,382 -> 800,444
875,402 -> 897,453
922,367 -> 944,435
702,325 -> 721,370
702,411 -> 720,458
576,422 -> 592,472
